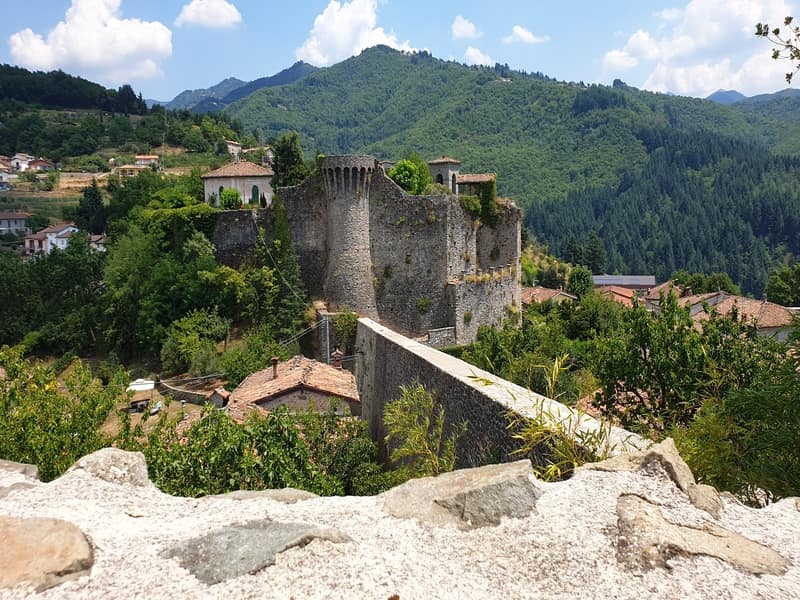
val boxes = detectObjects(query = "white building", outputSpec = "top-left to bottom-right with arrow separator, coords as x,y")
201,161 -> 274,207
0,211 -> 31,235
11,153 -> 35,172
24,223 -> 79,256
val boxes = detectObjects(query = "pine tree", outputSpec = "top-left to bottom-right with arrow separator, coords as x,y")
76,178 -> 106,234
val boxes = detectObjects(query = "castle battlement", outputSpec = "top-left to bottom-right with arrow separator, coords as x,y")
320,155 -> 376,200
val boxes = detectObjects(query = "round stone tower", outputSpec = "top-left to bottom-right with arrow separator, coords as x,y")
320,156 -> 378,317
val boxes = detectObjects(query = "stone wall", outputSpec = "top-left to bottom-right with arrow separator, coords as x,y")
476,200 -> 522,270
279,178 -> 327,299
212,209 -> 273,268
355,318 -> 645,467
448,267 -> 520,344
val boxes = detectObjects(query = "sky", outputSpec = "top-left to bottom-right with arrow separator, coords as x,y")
0,0 -> 796,102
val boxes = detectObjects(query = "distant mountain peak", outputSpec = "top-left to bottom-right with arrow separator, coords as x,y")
706,89 -> 746,105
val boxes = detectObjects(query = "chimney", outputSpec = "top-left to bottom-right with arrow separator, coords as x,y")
331,348 -> 344,369
271,356 -> 279,379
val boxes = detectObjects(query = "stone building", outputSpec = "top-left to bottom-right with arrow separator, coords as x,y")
202,161 -> 274,207
278,155 -> 521,346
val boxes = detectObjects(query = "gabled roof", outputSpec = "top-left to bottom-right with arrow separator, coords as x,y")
227,355 -> 359,422
521,286 -> 576,304
677,292 -> 793,329
201,160 -> 274,179
457,173 -> 496,184
599,285 -> 637,307
428,156 -> 461,165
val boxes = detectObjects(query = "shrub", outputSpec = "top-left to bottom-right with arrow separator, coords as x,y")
416,297 -> 432,314
383,382 -> 467,478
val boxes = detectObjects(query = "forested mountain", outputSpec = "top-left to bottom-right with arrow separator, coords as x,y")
0,64 -> 146,113
223,46 -> 800,294
706,90 -> 746,104
165,77 -> 246,111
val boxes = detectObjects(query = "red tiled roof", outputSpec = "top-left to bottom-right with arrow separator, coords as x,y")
678,292 -> 793,329
428,156 -> 461,165
34,222 -> 75,235
227,356 -> 359,422
457,173 -> 496,184
521,286 -> 576,304
599,285 -> 637,307
202,161 -> 274,178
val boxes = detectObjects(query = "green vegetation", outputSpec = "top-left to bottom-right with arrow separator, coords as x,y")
766,264 -> 800,305
387,153 -> 432,195
383,382 -> 467,478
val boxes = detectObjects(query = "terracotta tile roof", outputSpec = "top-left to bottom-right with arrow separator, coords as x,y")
678,292 -> 793,329
521,286 -> 576,304
428,156 -> 461,165
644,280 -> 683,301
37,222 -> 75,235
227,355 -> 359,422
201,161 -> 274,179
599,285 -> 637,307
456,173 -> 496,184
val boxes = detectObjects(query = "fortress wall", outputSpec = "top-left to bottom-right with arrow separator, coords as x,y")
446,199 -> 478,279
448,269 -> 520,344
476,201 -> 522,271
279,178 -> 327,298
355,318 -> 646,466
212,209 -> 273,268
369,172 -> 452,335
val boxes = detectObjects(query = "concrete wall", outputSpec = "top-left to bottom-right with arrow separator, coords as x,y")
355,318 -> 646,468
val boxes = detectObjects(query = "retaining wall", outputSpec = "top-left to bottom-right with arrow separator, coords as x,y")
355,318 -> 646,467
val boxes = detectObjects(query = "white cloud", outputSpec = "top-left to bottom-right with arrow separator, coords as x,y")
451,16 -> 481,40
654,7 -> 683,20
8,0 -> 172,82
296,0 -> 415,66
602,0 -> 794,96
464,46 -> 493,66
503,25 -> 549,45
175,0 -> 242,29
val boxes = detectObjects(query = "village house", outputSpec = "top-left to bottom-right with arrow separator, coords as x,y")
457,172 -> 497,196
24,223 -> 79,256
521,286 -> 576,305
202,160 -> 274,207
592,275 -> 656,294
241,145 -> 274,166
226,355 -> 361,423
0,211 -> 31,235
134,155 -> 159,167
28,158 -> 55,172
11,153 -> 35,172
115,164 -> 151,178
225,140 -> 242,158
598,285 -> 637,307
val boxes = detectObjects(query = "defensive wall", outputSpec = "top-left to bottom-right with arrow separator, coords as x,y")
355,318 -> 646,466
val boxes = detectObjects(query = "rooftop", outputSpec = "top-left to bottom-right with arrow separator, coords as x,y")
677,291 -> 793,329
521,286 -> 576,304
428,156 -> 461,165
0,211 -> 31,220
227,355 -> 359,422
457,173 -> 496,184
202,161 -> 274,179
592,275 -> 656,288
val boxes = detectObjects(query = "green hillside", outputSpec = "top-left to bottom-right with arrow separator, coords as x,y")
226,46 -> 798,205
225,46 -> 800,294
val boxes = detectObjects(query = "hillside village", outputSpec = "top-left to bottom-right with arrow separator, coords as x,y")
1,31 -> 800,597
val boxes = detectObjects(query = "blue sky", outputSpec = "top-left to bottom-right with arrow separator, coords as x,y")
0,0 -> 795,101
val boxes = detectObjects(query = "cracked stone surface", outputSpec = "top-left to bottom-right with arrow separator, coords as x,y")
616,494 -> 789,576
381,460 -> 540,529
163,520 -> 351,584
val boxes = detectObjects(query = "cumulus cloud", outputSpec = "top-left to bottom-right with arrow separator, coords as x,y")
602,0 -> 793,96
451,16 -> 481,40
175,0 -> 242,28
464,46 -> 493,66
8,0 -> 172,82
296,0 -> 415,66
503,25 -> 549,45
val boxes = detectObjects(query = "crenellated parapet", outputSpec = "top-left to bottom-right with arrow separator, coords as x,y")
320,156 -> 376,200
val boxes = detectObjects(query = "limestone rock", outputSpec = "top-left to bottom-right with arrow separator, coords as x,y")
163,520 -> 351,584
381,460 -> 540,529
616,494 -> 788,576
687,483 -> 723,518
0,459 -> 39,481
68,448 -> 151,487
206,488 -> 319,503
0,482 -> 38,499
0,516 -> 93,591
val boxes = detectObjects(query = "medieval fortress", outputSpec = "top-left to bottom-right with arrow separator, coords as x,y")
213,155 -> 522,346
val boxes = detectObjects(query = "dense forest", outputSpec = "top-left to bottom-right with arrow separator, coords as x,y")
526,129 -> 800,295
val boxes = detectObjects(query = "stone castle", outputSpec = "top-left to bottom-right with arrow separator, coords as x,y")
214,155 -> 522,346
